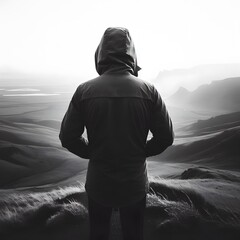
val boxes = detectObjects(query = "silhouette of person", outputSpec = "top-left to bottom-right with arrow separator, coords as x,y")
59,27 -> 174,240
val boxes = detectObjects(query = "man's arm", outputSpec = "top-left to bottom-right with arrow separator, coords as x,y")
59,89 -> 89,159
146,87 -> 174,157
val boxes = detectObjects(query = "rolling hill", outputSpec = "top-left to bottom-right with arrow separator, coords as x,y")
155,111 -> 240,170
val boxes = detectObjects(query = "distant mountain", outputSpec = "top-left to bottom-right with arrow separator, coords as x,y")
167,87 -> 190,104
167,77 -> 240,113
154,63 -> 240,97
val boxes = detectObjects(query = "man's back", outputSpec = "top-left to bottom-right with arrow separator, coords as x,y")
60,71 -> 173,206
72,72 -> 163,206
59,27 -> 174,240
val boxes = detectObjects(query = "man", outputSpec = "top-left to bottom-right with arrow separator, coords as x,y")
59,27 -> 174,240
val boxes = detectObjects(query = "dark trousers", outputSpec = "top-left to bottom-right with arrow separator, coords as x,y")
88,195 -> 146,240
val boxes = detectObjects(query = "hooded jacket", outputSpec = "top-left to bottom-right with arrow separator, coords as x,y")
59,27 -> 174,207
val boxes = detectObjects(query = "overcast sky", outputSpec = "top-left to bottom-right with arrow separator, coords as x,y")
0,0 -> 240,83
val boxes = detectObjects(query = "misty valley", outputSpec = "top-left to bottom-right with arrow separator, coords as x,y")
0,77 -> 240,240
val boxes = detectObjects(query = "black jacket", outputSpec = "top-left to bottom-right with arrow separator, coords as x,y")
59,27 -> 174,207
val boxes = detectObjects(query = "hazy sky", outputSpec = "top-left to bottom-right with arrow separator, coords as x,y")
0,0 -> 240,82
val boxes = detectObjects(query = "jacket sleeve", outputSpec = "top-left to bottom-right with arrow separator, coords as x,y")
146,87 -> 174,157
59,88 -> 90,159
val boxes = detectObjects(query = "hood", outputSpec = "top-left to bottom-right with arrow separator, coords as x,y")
95,27 -> 141,76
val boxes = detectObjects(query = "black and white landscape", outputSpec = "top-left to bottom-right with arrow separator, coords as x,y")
0,73 -> 240,240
